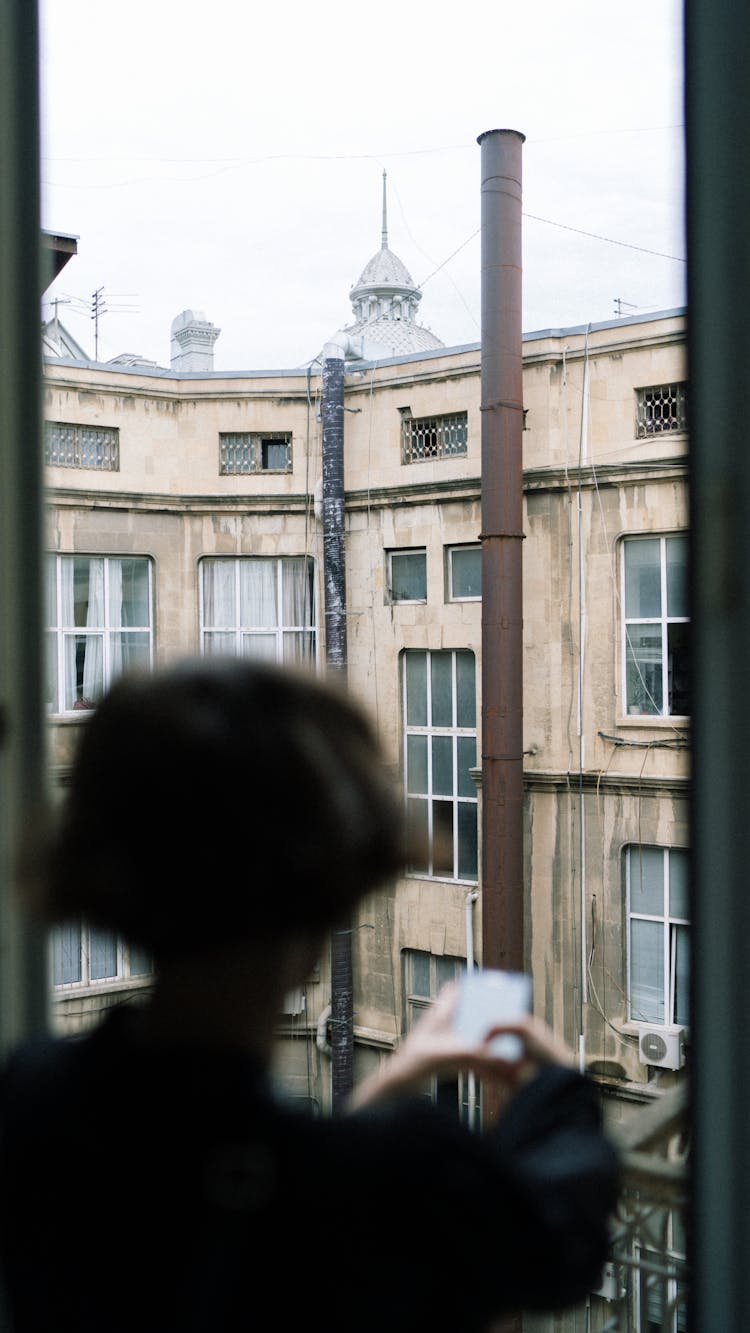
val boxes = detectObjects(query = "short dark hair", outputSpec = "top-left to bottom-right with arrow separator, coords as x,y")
40,658 -> 406,957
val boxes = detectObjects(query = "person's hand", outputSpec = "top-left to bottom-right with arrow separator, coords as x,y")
347,980 -> 576,1113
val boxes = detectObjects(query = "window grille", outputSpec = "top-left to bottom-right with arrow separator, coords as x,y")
635,384 -> 687,438
401,412 -> 468,464
44,421 -> 119,471
219,432 -> 292,474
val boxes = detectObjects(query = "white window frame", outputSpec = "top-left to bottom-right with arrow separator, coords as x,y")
626,846 -> 690,1027
635,1207 -> 688,1332
387,548 -> 427,603
621,534 -> 689,717
50,923 -> 153,994
199,556 -> 317,664
401,648 -> 478,883
446,544 -> 482,601
403,950 -> 475,1124
46,554 -> 154,715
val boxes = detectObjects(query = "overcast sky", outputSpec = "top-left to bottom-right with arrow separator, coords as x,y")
38,0 -> 685,372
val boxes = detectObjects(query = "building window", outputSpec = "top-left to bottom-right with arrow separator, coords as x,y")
401,411 -> 468,464
403,950 -> 476,1124
446,544 -> 481,600
627,846 -> 689,1027
44,421 -> 120,471
388,549 -> 427,602
45,555 -> 153,714
635,383 -> 687,439
219,432 -> 292,474
622,534 -> 688,716
51,924 -> 152,989
200,556 -> 316,663
636,1208 -> 688,1331
402,649 -> 477,881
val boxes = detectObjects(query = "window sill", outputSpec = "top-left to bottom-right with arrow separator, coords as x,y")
615,714 -> 690,729
51,975 -> 153,1001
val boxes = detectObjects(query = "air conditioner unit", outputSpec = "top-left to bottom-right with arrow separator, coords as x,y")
281,987 -> 306,1016
638,1025 -> 685,1070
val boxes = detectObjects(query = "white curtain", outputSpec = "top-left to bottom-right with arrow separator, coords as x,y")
61,557 -> 104,708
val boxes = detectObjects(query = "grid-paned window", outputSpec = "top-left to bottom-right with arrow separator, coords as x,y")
636,1208 -> 688,1331
403,950 -> 476,1125
219,432 -> 292,474
447,545 -> 482,600
51,924 -> 152,989
200,556 -> 315,664
44,421 -> 120,471
401,411 -> 468,464
635,383 -> 687,438
388,549 -> 427,602
45,555 -> 153,713
622,534 -> 689,716
627,846 -> 689,1027
402,649 -> 477,881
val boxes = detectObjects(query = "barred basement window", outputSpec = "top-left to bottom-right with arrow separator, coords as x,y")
44,421 -> 119,471
401,411 -> 468,464
219,432 -> 292,474
635,383 -> 687,438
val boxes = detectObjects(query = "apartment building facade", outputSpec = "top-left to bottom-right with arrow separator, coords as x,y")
42,302 -> 688,1331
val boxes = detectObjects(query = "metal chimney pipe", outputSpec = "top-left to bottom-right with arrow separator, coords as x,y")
477,127 -> 526,1073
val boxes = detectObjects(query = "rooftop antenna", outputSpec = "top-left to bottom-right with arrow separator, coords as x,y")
614,297 -> 638,317
381,169 -> 388,249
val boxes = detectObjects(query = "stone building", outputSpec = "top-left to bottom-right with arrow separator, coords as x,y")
41,213 -> 688,1328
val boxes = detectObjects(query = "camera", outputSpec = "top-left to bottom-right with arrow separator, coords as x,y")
453,968 -> 532,1060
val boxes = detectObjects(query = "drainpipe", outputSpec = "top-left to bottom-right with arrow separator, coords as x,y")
477,129 -> 525,1133
321,353 -> 353,1111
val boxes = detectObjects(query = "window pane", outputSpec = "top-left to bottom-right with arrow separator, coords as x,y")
674,924 -> 690,1025
202,561 -> 236,627
668,621 -> 689,715
241,632 -> 277,662
203,631 -> 237,656
410,951 -> 431,996
45,630 -> 58,712
450,547 -> 481,598
115,558 -> 150,626
390,551 -> 426,601
73,557 -> 104,628
407,735 -> 428,794
630,918 -> 665,1023
406,798 -> 429,873
44,555 -> 57,624
457,736 -> 476,796
666,533 -> 688,617
111,632 -> 150,674
626,626 -> 663,713
669,849 -> 689,918
64,633 -> 103,709
405,652 -> 427,726
624,539 -> 662,618
89,928 -> 117,980
432,801 -> 454,876
431,736 -> 453,796
51,924 -> 81,985
281,559 -> 312,627
129,944 -> 153,977
431,653 -> 453,727
282,631 -> 315,663
457,803 -> 478,880
630,847 -> 665,915
240,560 -> 277,628
436,956 -> 459,990
262,440 -> 288,469
455,651 -> 476,727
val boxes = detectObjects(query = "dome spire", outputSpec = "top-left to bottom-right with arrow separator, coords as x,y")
381,170 -> 388,250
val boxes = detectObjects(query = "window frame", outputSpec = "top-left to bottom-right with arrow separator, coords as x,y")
400,410 -> 468,464
218,431 -> 292,475
199,555 -> 317,665
387,547 -> 427,604
401,648 -> 478,884
50,923 -> 153,994
403,949 -> 476,1125
621,533 -> 689,718
626,845 -> 690,1028
45,553 -> 154,715
445,543 -> 482,601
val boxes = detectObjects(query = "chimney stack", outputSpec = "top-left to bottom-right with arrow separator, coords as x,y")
170,309 -> 220,372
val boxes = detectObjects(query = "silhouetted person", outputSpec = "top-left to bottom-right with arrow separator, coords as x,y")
0,657 -> 619,1332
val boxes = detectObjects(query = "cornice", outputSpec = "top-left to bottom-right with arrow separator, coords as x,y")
524,770 -> 690,798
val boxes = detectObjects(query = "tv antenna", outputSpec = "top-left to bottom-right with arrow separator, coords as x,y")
90,287 -> 139,360
614,298 -> 638,318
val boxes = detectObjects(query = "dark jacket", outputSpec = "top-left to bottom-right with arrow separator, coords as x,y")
0,1007 -> 620,1332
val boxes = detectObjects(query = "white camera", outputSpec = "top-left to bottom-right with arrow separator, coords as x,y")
453,969 -> 532,1061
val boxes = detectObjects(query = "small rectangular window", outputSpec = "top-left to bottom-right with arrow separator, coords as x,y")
401,411 -> 468,464
403,950 -> 476,1124
447,545 -> 481,600
50,925 -> 153,990
219,432 -> 292,474
388,549 -> 427,602
45,421 -> 120,471
635,383 -> 687,438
